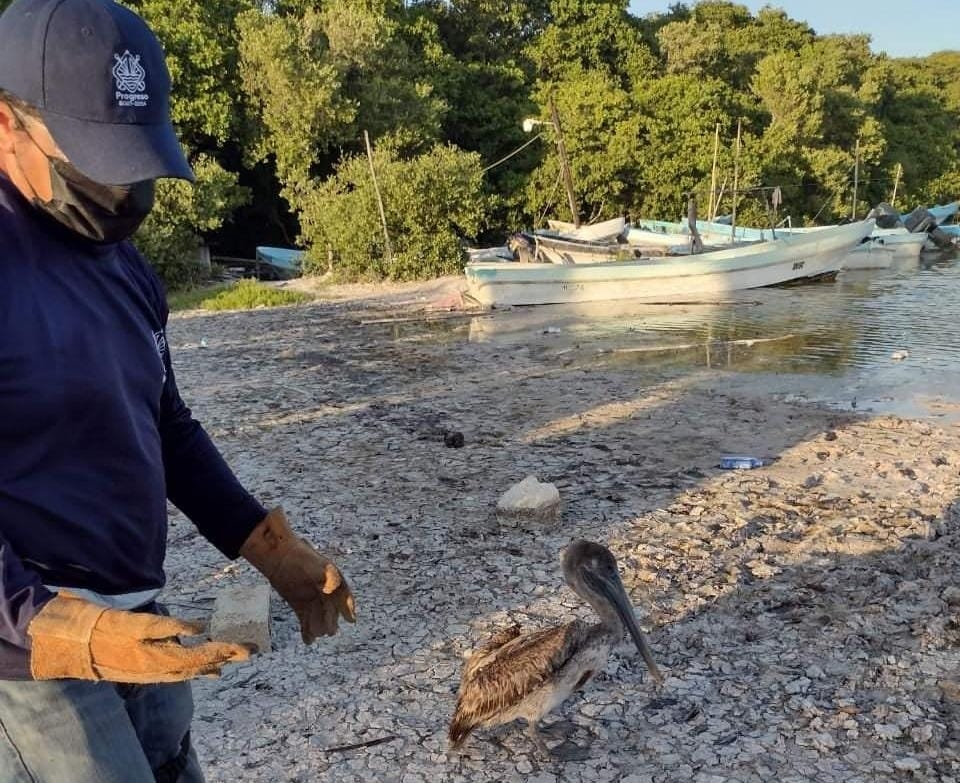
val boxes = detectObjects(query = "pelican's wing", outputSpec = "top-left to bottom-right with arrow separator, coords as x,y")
462,623 -> 523,680
449,621 -> 592,745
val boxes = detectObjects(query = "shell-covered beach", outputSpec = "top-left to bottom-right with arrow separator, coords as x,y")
165,266 -> 960,782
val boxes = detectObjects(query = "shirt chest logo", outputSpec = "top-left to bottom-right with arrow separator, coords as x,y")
153,330 -> 168,386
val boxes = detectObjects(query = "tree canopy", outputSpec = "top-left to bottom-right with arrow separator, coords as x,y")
0,0 -> 958,282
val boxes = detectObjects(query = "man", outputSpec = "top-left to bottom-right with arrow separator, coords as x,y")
0,1 -> 356,781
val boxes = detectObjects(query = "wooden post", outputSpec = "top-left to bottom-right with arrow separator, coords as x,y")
731,119 -> 742,243
549,95 -> 581,229
851,136 -> 860,220
687,192 -> 703,254
708,122 -> 720,221
891,162 -> 902,207
364,130 -> 393,264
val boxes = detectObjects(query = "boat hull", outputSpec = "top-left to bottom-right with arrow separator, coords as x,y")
465,221 -> 874,307
840,244 -> 896,270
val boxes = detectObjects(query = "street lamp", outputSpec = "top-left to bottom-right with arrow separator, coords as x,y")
522,98 -> 581,229
522,118 -> 552,134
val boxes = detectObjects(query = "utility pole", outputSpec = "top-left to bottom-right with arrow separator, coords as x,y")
851,136 -> 861,220
731,118 -> 742,243
549,95 -> 581,228
891,162 -> 903,207
709,122 -> 720,222
364,130 -> 393,265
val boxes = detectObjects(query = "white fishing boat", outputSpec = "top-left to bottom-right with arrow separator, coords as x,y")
865,228 -> 927,259
521,233 -> 659,264
463,220 -> 874,307
627,225 -> 762,255
544,216 -> 626,242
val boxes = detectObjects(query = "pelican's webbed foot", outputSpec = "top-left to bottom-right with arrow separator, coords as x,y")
526,722 -> 593,762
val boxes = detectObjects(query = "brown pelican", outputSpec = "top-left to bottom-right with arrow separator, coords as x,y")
448,540 -> 663,757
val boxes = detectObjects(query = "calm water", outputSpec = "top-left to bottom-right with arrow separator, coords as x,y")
465,249 -> 960,420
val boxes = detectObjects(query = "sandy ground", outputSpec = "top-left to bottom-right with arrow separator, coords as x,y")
161,286 -> 960,783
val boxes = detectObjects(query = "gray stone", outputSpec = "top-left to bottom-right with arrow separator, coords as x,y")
209,582 -> 272,654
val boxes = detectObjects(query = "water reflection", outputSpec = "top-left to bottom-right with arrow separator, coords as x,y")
466,248 -> 960,419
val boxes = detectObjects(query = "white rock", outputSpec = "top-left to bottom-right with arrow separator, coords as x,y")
894,757 -> 922,772
874,723 -> 903,740
910,723 -> 934,744
496,475 -> 561,521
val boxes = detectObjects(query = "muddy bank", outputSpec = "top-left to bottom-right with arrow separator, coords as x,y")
162,295 -> 960,782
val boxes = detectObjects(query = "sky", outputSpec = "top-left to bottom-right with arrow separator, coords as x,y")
629,0 -> 960,58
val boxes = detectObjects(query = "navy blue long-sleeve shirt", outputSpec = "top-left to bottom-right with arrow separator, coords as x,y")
0,175 -> 267,679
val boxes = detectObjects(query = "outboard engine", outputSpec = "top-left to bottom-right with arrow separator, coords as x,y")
507,233 -> 538,264
904,208 -> 937,234
927,227 -> 955,249
865,202 -> 903,230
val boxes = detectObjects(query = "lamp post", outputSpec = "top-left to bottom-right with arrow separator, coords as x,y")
523,97 -> 581,228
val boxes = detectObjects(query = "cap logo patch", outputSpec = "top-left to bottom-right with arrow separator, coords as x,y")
112,50 -> 149,108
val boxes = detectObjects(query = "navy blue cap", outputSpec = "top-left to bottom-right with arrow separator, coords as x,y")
0,0 -> 193,184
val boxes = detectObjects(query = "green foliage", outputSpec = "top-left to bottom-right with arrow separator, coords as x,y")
135,156 -> 250,288
528,1 -> 655,86
120,0 -> 255,148
299,140 -> 488,281
237,3 -> 443,193
166,284 -> 233,312
190,279 -> 310,311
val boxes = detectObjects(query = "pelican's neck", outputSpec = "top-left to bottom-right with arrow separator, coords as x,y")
585,593 -> 626,636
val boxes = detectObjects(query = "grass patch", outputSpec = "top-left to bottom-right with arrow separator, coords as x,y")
169,279 -> 311,312
167,284 -> 232,312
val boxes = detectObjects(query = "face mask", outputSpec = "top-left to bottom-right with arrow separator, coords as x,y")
10,110 -> 155,244
34,158 -> 156,244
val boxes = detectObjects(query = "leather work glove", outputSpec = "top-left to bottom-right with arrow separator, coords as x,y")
240,507 -> 356,643
27,594 -> 250,683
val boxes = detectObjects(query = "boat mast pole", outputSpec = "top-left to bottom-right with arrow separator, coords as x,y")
851,136 -> 860,220
549,95 -> 581,229
891,162 -> 902,208
364,130 -> 394,265
709,122 -> 720,221
731,119 -> 742,243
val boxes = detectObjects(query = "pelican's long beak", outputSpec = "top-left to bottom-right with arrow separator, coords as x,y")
597,574 -> 664,684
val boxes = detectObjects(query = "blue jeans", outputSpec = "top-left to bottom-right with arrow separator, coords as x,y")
0,677 -> 204,782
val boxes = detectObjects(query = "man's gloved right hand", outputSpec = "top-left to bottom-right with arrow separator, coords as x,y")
27,594 -> 250,683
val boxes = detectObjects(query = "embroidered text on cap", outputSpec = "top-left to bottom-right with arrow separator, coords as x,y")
112,50 -> 149,108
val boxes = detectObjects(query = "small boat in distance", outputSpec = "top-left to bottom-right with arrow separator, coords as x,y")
464,220 -> 874,307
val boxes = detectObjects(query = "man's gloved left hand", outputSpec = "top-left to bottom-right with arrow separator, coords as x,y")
240,507 -> 356,643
